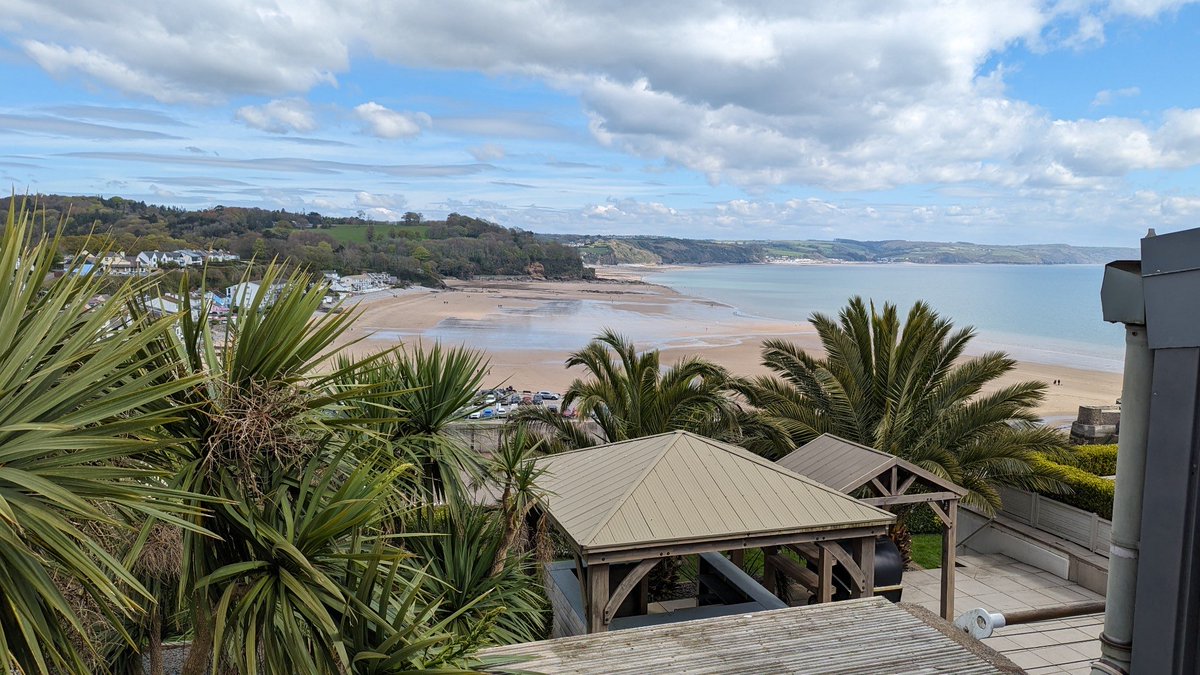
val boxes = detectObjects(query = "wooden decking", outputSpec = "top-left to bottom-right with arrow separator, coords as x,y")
482,596 -> 1020,674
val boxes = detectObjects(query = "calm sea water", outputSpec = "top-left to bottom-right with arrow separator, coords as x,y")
652,264 -> 1126,373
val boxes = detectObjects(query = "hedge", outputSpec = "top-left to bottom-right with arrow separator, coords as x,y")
1072,444 -> 1118,477
905,504 -> 945,535
1032,456 -> 1115,520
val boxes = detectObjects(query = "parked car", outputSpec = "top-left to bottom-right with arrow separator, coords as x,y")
537,391 -> 560,400
508,394 -> 522,405
546,404 -> 559,413
495,405 -> 508,418
481,408 -> 495,419
467,409 -> 483,419
484,394 -> 497,405
521,394 -> 533,404
532,394 -> 543,405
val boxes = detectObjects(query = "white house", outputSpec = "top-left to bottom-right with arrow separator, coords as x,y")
226,281 -> 285,309
226,282 -> 261,309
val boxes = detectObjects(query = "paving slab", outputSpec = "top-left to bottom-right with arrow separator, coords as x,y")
904,552 -> 1105,672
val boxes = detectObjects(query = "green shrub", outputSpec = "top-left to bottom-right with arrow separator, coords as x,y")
1073,444 -> 1118,476
1032,456 -> 1115,519
904,504 -> 945,535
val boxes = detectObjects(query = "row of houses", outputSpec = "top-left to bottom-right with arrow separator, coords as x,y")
226,272 -> 396,310
80,249 -> 241,275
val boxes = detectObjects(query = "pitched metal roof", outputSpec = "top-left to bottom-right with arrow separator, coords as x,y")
776,433 -> 966,496
481,596 -> 1017,674
534,431 -> 894,553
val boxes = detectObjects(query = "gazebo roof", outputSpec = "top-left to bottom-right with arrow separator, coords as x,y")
534,431 -> 894,555
777,433 -> 966,497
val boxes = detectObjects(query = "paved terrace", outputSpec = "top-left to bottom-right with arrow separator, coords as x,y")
906,551 -> 1104,675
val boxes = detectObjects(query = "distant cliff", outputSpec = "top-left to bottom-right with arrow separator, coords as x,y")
546,234 -> 1136,266
763,239 -> 1138,264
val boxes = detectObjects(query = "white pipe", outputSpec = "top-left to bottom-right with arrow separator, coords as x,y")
1093,324 -> 1152,674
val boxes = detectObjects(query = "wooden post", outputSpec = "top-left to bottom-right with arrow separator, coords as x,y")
729,548 -> 745,569
762,546 -> 780,598
941,500 -> 958,621
861,535 -> 876,597
849,537 -> 876,598
587,563 -> 610,633
817,542 -> 834,604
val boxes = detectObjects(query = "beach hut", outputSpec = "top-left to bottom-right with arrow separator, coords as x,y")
533,430 -> 895,635
776,433 -> 967,620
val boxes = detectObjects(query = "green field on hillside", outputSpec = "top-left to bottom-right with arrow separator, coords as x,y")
326,223 -> 427,244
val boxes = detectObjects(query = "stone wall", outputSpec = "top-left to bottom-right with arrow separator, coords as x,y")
1070,405 -> 1120,445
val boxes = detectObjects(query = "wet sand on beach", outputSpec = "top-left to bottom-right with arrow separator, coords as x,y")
331,269 -> 1122,420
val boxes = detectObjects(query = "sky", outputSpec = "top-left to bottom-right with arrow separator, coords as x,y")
2,1 -> 1200,246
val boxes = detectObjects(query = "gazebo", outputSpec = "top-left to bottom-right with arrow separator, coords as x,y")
533,430 -> 896,634
776,433 -> 967,620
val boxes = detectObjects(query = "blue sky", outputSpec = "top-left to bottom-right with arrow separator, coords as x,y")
3,1 -> 1200,246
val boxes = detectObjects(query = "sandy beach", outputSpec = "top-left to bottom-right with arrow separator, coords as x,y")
332,268 -> 1122,421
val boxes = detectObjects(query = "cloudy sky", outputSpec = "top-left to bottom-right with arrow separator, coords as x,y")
2,1 -> 1199,245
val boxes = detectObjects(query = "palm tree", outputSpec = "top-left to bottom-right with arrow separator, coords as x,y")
738,297 -> 1068,516
0,201 -> 202,674
514,329 -> 755,451
336,342 -> 489,502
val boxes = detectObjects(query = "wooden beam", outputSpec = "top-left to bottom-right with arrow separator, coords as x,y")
941,501 -> 957,621
587,563 -> 610,633
817,542 -> 834,604
603,558 -> 660,623
890,466 -> 899,494
729,549 -> 745,569
928,500 -> 951,528
860,491 -> 962,508
896,473 -> 918,496
768,551 -> 819,589
869,476 -> 891,497
585,525 -> 890,564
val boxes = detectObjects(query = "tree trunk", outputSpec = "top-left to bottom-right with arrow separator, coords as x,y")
149,603 -> 164,675
181,603 -> 212,675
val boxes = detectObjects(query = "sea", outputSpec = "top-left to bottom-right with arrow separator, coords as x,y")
652,264 -> 1127,373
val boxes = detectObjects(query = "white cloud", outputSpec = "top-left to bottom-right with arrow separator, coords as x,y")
353,191 -> 405,209
1092,86 -> 1141,106
352,102 -> 430,139
235,99 -> 317,133
468,143 -> 506,161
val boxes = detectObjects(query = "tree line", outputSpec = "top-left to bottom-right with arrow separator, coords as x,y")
1,195 -> 589,285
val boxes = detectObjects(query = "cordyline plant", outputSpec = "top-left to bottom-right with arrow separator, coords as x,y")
134,263 -> 519,673
0,198 -> 204,674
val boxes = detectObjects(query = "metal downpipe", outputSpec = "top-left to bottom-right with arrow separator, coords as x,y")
1093,324 -> 1152,674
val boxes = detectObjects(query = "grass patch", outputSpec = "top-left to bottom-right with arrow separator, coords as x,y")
911,534 -> 942,569
325,223 -> 427,244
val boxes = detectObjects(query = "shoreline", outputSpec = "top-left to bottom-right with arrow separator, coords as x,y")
331,271 -> 1123,420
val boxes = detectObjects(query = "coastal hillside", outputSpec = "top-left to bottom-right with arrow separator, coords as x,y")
763,239 -> 1138,264
549,235 -> 765,265
549,234 -> 1136,265
0,195 -> 588,285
